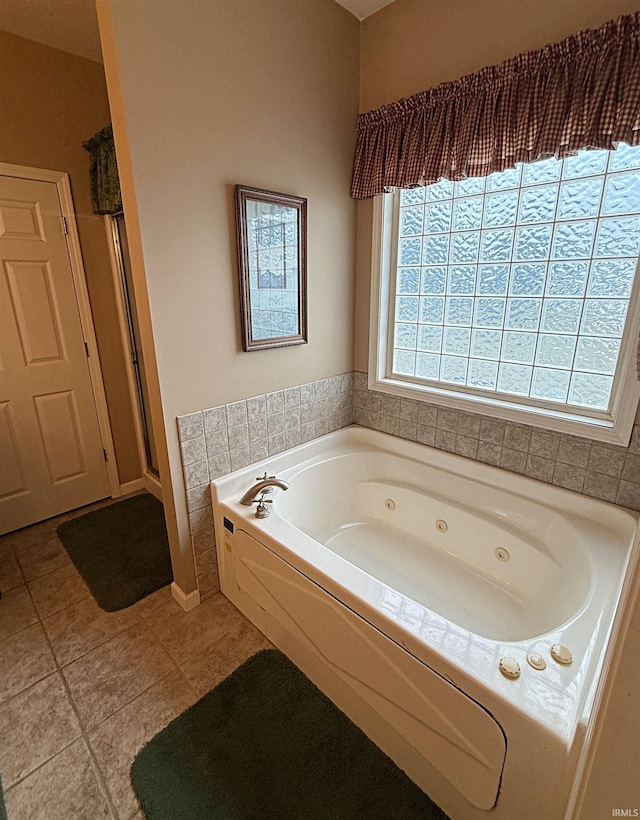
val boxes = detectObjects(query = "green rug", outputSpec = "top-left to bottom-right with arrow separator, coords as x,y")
131,649 -> 449,820
0,773 -> 6,820
57,493 -> 172,612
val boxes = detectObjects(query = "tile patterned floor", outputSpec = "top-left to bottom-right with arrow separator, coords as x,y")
0,498 -> 271,819
3,497 -> 639,818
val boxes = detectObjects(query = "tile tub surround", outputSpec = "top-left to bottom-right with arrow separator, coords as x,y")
177,374 -> 355,594
178,367 -> 640,598
353,372 -> 640,512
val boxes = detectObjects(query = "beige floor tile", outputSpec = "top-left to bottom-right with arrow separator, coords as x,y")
183,616 -> 271,695
89,669 -> 198,820
0,623 -> 56,703
0,585 -> 38,643
145,591 -> 248,667
63,627 -> 174,730
28,564 -> 91,619
15,534 -> 71,582
128,583 -> 173,619
4,739 -> 111,820
0,673 -> 81,786
52,497 -> 119,529
0,547 -> 24,593
0,524 -> 47,555
43,595 -> 144,667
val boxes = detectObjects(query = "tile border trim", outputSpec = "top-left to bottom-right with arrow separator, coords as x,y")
177,369 -> 640,596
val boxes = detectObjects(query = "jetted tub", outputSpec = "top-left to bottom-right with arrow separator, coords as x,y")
211,426 -> 638,820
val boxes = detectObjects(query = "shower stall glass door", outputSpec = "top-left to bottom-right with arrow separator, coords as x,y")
111,213 -> 159,478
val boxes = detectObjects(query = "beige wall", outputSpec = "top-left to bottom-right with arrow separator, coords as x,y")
0,29 -> 141,484
355,0 -> 640,371
98,0 -> 360,593
361,0 -> 640,112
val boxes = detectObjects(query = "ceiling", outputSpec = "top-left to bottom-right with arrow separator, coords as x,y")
334,0 -> 396,20
0,0 -> 395,64
0,0 -> 102,62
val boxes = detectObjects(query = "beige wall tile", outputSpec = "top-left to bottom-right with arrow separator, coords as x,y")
194,548 -> 217,577
196,568 -> 220,597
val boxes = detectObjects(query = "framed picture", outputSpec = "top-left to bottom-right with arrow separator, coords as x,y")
235,184 -> 308,351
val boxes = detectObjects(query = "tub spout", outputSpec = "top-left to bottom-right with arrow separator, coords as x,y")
239,478 -> 290,506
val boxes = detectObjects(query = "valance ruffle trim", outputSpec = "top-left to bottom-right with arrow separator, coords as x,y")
351,12 -> 640,199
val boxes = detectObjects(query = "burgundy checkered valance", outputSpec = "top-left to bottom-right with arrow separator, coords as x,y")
351,12 -> 640,200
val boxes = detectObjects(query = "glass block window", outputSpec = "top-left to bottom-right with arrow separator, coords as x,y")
391,144 -> 640,412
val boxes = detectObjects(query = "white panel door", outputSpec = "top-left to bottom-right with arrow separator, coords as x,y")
0,175 -> 110,534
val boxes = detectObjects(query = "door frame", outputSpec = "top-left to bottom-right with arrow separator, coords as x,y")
0,161 -> 120,497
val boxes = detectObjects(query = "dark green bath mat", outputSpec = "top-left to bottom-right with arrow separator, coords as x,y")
0,773 -> 7,820
57,493 -> 172,612
131,649 -> 449,820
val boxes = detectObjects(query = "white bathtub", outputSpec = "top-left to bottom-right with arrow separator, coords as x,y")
211,426 -> 638,820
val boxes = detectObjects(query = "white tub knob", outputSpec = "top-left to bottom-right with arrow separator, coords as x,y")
550,644 -> 573,665
499,657 -> 520,680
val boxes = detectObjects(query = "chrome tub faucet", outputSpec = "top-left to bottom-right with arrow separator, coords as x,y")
239,474 -> 290,518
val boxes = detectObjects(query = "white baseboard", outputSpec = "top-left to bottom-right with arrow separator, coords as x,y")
144,472 -> 162,501
119,477 -> 144,495
171,582 -> 201,611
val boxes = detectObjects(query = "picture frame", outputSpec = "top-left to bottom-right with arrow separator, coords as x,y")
235,184 -> 308,351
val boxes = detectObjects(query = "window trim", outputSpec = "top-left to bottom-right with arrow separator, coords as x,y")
368,192 -> 640,446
